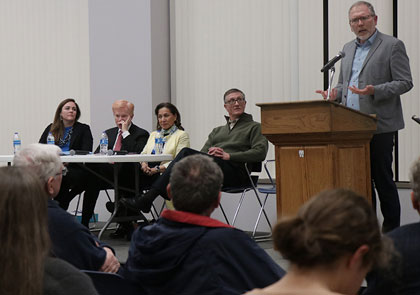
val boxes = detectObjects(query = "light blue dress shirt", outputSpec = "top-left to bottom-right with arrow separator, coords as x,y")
346,30 -> 378,110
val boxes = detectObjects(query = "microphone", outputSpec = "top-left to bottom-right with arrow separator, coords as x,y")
412,115 -> 420,125
69,149 -> 90,155
321,51 -> 345,72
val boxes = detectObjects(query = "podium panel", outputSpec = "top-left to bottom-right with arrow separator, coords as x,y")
258,100 -> 376,217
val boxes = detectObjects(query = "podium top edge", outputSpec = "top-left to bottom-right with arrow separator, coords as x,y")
256,100 -> 377,121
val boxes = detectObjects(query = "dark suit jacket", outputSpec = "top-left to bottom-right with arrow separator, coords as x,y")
335,30 -> 413,134
363,222 -> 420,295
40,121 -> 93,152
88,124 -> 149,192
47,199 -> 113,271
94,124 -> 149,154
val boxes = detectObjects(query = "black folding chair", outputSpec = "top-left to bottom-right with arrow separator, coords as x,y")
220,162 -> 272,240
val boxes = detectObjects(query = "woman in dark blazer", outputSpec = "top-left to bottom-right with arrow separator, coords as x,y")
39,98 -> 93,210
39,98 -> 93,153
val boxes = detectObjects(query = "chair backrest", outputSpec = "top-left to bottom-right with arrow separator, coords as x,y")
81,270 -> 142,295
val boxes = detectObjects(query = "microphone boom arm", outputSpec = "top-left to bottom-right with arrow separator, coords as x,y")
326,66 -> 336,100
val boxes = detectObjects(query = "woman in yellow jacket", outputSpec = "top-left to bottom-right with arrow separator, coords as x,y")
139,102 -> 190,209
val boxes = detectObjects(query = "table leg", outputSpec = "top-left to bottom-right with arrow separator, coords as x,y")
98,164 -> 119,240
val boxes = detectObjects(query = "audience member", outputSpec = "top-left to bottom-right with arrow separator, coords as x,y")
39,98 -> 93,210
14,143 -> 120,273
123,88 -> 268,213
81,99 -> 149,238
0,166 -> 98,295
363,157 -> 420,294
121,154 -> 285,295
246,189 -> 392,295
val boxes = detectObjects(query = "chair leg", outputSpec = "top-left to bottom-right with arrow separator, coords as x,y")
219,203 -> 230,225
149,200 -> 167,220
250,189 -> 273,240
150,204 -> 159,220
104,190 -> 112,202
159,201 -> 165,215
252,193 -> 270,237
74,193 -> 82,217
232,189 -> 249,226
261,202 -> 272,230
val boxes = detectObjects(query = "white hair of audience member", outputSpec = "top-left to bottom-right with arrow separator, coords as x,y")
13,143 -> 62,182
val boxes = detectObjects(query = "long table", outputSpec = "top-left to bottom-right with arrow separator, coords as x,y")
1,153 -> 173,239
0,155 -> 14,165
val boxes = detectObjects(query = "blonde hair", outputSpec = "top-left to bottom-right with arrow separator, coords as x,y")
112,99 -> 134,116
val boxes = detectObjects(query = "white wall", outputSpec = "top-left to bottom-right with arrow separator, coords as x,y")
397,0 -> 420,180
0,0 -> 90,154
171,0 -> 323,152
88,0 -> 154,144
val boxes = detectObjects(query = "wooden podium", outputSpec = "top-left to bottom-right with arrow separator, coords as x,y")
257,100 -> 377,217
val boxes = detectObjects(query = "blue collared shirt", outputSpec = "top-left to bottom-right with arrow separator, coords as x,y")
346,30 -> 378,110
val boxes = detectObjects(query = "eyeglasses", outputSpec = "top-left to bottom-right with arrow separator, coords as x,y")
225,97 -> 245,105
349,15 -> 373,25
56,166 -> 67,177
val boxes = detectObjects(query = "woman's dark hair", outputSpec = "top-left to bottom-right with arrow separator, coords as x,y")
0,167 -> 50,295
155,102 -> 184,131
273,189 -> 392,269
50,98 -> 81,142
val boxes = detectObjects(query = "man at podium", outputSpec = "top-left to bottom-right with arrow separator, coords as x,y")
317,1 -> 413,232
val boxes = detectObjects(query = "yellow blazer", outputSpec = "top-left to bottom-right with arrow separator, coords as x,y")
141,129 -> 190,168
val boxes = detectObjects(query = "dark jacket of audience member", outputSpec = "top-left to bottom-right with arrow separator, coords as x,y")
363,158 -> 420,295
122,210 -> 284,295
363,223 -> 420,295
44,256 -> 98,295
121,154 -> 284,295
48,199 -> 114,270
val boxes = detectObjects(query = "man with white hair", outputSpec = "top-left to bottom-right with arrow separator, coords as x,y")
14,143 -> 120,273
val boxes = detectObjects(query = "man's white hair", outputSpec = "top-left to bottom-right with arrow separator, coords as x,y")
13,143 -> 62,183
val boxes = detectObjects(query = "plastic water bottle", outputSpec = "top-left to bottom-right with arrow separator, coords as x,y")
154,135 -> 164,154
100,132 -> 108,155
47,132 -> 55,145
13,132 -> 21,154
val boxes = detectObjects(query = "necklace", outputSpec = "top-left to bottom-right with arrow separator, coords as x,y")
58,127 -> 73,147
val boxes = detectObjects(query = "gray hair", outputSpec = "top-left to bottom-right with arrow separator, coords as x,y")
410,158 -> 420,201
349,1 -> 376,17
170,154 -> 223,214
223,88 -> 245,104
13,143 -> 62,183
